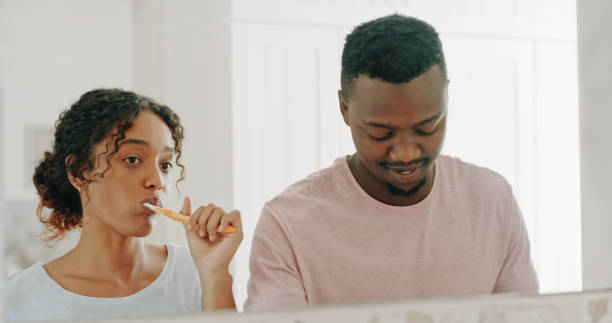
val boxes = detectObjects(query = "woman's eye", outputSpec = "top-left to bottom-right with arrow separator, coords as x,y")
161,162 -> 173,170
124,157 -> 140,164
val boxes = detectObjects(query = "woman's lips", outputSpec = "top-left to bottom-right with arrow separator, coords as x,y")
140,197 -> 161,216
141,197 -> 160,206
142,205 -> 156,215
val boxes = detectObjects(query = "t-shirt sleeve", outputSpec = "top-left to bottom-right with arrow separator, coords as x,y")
244,202 -> 308,310
493,192 -> 539,293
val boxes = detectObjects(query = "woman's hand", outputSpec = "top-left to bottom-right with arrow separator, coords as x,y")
180,196 -> 242,311
180,196 -> 243,277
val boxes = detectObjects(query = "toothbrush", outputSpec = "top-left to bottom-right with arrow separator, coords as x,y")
142,203 -> 237,234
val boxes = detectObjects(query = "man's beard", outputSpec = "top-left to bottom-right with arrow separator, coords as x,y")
385,176 -> 427,197
380,157 -> 431,197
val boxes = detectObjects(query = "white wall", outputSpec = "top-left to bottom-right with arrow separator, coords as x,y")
142,0 -> 234,248
162,0 -> 233,210
133,0 -> 166,101
0,0 -> 133,202
0,0 -> 134,276
0,2 -> 4,313
577,0 -> 612,290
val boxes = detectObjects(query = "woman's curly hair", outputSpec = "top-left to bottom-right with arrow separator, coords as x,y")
33,89 -> 185,241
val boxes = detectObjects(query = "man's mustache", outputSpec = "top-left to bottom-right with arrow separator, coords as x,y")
379,157 -> 430,168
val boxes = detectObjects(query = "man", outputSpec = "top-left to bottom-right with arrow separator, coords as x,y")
245,14 -> 538,310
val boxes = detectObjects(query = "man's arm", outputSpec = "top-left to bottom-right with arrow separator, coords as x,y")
493,193 -> 539,293
244,203 -> 308,310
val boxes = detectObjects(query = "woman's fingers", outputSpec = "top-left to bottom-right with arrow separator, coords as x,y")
180,196 -> 192,215
199,203 -> 217,238
207,207 -> 224,241
187,205 -> 203,233
220,210 -> 242,233
189,203 -> 214,238
186,202 -> 241,242
180,196 -> 192,229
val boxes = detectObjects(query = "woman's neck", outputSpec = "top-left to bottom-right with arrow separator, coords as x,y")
65,216 -> 150,284
42,212 -> 168,298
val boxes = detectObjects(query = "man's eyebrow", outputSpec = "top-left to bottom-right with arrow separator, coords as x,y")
414,113 -> 443,127
364,113 -> 444,129
364,121 -> 393,129
119,139 -> 175,152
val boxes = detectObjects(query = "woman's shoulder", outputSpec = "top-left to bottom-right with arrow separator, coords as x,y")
5,263 -> 58,321
6,263 -> 48,294
164,244 -> 198,274
160,243 -> 201,293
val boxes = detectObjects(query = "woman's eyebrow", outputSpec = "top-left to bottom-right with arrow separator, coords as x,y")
119,139 -> 175,152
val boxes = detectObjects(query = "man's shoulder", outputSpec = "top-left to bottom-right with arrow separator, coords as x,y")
437,155 -> 520,229
264,157 -> 349,218
438,155 -> 512,193
273,157 -> 346,200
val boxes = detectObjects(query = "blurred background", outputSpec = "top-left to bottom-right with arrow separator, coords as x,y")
0,0 -> 589,312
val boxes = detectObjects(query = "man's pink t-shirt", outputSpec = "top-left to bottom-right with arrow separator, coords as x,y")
245,155 -> 538,310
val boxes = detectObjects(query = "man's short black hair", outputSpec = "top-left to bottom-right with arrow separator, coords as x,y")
340,14 -> 447,101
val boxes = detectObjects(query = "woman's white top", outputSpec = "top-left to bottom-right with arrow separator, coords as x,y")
4,243 -> 202,322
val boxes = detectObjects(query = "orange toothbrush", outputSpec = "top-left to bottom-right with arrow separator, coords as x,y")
143,203 -> 237,234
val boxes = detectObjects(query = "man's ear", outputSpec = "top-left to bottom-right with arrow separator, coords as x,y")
65,155 -> 84,192
338,90 -> 350,126
444,78 -> 450,102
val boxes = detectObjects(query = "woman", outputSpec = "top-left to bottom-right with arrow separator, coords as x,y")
4,89 -> 243,322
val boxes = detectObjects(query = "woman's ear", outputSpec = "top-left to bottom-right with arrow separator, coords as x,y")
65,155 -> 84,192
